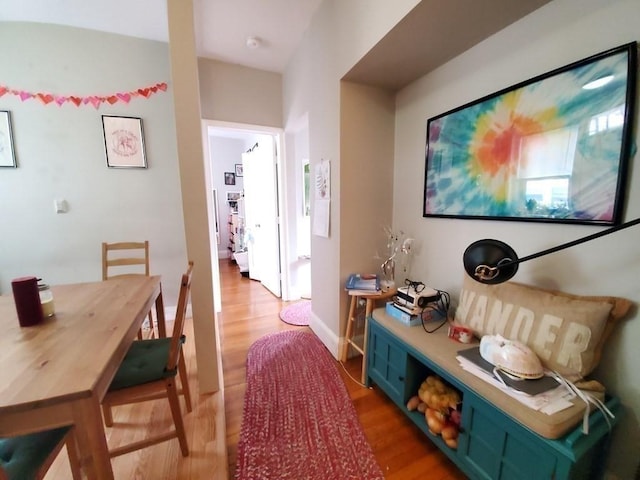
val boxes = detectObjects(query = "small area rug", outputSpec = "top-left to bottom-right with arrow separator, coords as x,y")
278,299 -> 311,326
235,330 -> 383,480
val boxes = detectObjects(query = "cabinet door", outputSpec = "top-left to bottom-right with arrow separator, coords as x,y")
367,321 -> 408,405
459,394 -> 557,479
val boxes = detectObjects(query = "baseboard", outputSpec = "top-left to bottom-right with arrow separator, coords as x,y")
308,309 -> 340,360
162,304 -> 193,322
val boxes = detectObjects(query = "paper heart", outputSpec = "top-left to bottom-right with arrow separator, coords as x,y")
19,91 -> 32,101
117,92 -> 131,103
37,93 -> 54,104
69,96 -> 82,107
55,96 -> 67,106
150,86 -> 158,93
0,86 -> 7,97
137,88 -> 151,98
88,96 -> 102,109
157,82 -> 167,91
106,95 -> 118,105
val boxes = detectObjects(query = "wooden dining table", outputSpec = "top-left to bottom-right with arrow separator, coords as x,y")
0,275 -> 166,480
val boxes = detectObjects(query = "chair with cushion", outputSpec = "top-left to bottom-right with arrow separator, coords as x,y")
101,261 -> 194,458
102,240 -> 156,338
0,426 -> 81,480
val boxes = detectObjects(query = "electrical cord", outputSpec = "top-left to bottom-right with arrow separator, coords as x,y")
419,288 -> 451,334
548,371 -> 615,435
404,278 -> 426,293
338,359 -> 373,389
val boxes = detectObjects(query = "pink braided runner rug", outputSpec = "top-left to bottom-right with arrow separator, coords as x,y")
235,330 -> 383,480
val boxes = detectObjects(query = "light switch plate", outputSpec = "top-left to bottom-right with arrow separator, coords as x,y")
54,199 -> 68,214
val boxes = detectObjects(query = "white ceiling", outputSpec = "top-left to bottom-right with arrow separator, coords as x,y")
0,0 -> 323,73
1,0 -> 552,89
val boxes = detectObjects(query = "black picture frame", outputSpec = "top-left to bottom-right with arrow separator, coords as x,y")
224,172 -> 236,185
102,115 -> 147,168
423,42 -> 637,226
0,110 -> 17,168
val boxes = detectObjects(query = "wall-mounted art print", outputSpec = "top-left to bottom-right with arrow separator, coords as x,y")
102,115 -> 147,168
423,42 -> 637,226
226,191 -> 242,203
235,163 -> 243,177
227,191 -> 241,213
0,111 -> 17,168
224,172 -> 236,185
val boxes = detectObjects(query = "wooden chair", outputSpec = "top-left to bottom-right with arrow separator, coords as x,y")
102,241 -> 156,338
0,426 -> 81,480
101,261 -> 194,458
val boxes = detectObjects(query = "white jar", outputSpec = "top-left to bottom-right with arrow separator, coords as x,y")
38,283 -> 55,317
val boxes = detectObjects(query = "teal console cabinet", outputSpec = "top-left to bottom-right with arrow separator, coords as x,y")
367,309 -> 620,480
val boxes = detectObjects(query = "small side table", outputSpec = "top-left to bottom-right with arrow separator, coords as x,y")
341,288 -> 397,383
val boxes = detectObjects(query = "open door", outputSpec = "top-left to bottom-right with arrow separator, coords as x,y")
242,140 -> 282,297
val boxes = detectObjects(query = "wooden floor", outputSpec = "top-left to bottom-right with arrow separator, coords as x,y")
47,259 -> 466,479
217,260 -> 465,480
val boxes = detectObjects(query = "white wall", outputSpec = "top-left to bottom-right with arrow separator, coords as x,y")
283,0 -> 420,352
284,113 -> 311,299
167,0 -> 219,393
208,136 -> 246,258
0,22 -> 188,306
198,58 -> 283,128
393,1 -> 640,477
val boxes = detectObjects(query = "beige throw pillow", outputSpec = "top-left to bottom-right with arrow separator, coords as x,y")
454,276 -> 631,381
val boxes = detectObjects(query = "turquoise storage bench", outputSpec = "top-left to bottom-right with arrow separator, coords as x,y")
366,308 -> 619,480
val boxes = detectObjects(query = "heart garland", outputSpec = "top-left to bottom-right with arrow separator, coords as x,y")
0,82 -> 168,109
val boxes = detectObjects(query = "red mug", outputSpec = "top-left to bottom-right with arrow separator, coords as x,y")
11,276 -> 44,327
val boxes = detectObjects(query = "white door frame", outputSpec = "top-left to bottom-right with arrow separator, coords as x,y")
201,119 -> 292,301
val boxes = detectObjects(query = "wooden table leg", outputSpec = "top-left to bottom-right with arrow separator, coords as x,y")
155,285 -> 167,338
341,294 -> 358,362
72,395 -> 114,480
361,298 -> 376,383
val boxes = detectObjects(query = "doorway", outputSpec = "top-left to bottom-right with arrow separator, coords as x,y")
201,119 -> 291,305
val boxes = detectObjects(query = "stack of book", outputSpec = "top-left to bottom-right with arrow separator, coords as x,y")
345,273 -> 381,295
385,301 -> 421,326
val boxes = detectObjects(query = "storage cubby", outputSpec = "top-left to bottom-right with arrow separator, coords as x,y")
404,355 -> 433,402
366,308 -> 620,480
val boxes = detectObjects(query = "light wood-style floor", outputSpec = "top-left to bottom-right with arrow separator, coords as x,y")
47,259 -> 465,479
218,260 -> 465,480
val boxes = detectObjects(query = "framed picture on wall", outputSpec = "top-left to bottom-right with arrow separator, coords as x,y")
224,172 -> 236,185
0,110 -> 17,168
235,163 -> 243,177
227,191 -> 241,213
423,42 -> 637,226
102,115 -> 147,168
226,191 -> 242,202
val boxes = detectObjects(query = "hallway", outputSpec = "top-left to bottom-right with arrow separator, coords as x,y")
216,259 -> 465,479
217,259 -> 305,475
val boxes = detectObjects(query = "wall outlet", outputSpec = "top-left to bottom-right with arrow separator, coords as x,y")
54,199 -> 68,214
